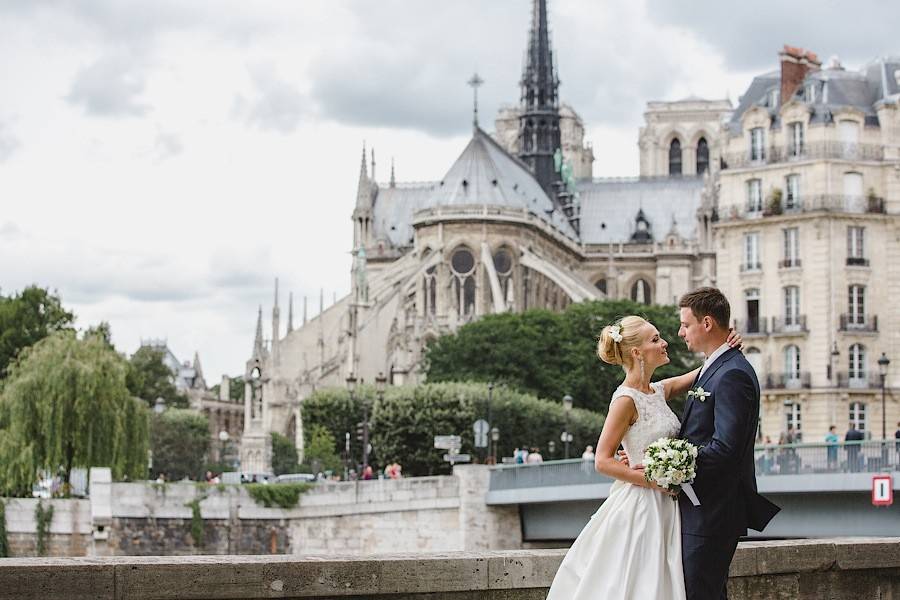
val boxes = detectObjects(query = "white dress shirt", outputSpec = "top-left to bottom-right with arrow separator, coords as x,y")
698,342 -> 731,380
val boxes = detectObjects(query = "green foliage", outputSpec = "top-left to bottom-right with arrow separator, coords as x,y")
301,386 -> 368,469
150,409 -> 210,481
35,500 -> 54,557
271,432 -> 299,476
82,322 -> 114,349
301,425 -> 343,474
424,300 -> 699,416
245,483 -> 311,509
228,376 -> 244,403
0,286 -> 74,381
185,494 -> 205,548
0,500 -> 8,558
0,332 -> 151,496
126,346 -> 188,409
302,382 -> 604,477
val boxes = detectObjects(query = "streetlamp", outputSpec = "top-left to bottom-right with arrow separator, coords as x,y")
548,440 -> 556,459
154,396 -> 166,414
218,430 -> 230,467
878,353 -> 890,442
830,342 -> 840,384
562,394 -> 574,459
347,375 -> 369,472
487,382 -> 494,464
490,427 -> 499,465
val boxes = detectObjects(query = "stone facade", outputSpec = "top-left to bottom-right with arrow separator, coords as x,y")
639,98 -> 732,177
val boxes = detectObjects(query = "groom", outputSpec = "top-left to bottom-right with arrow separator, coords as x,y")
677,287 -> 780,600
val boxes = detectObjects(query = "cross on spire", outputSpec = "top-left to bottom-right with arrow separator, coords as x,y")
467,72 -> 485,128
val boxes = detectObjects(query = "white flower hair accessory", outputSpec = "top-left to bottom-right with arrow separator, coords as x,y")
609,324 -> 623,343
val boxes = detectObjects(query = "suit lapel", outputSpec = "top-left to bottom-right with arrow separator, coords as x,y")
681,348 -> 738,433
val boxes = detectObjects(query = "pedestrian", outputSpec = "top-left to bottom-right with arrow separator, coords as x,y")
581,445 -> 595,461
526,447 -> 543,464
362,465 -> 374,480
845,423 -> 864,472
825,426 -> 839,471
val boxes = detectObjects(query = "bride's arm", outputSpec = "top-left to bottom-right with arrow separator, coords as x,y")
594,395 -> 671,494
659,328 -> 744,401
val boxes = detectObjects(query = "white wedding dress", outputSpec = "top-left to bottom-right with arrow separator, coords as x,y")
546,381 -> 686,600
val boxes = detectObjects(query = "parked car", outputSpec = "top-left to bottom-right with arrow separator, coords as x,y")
275,473 -> 317,484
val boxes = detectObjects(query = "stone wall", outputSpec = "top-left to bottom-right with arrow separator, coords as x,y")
0,538 -> 898,599
0,465 -> 519,558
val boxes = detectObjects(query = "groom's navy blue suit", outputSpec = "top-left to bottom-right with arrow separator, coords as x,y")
678,347 -> 780,600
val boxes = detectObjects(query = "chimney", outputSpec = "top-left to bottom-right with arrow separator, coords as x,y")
779,45 -> 821,106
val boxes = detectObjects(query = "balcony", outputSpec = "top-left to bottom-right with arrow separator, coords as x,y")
721,194 -> 886,222
846,257 -> 870,267
771,315 -> 808,335
835,372 -> 883,389
722,141 -> 884,170
765,372 -> 811,389
734,318 -> 768,336
779,258 -> 802,269
740,262 -> 763,273
839,314 -> 878,332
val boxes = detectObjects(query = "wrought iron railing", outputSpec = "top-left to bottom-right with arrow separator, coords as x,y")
839,314 -> 878,332
734,318 -> 768,336
771,315 -> 808,334
722,142 -> 884,169
721,194 -> 886,222
764,372 -> 812,389
835,372 -> 884,389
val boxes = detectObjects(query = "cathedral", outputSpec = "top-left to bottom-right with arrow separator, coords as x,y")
240,0 -> 900,472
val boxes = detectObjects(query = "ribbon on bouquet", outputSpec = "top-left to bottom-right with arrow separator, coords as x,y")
681,482 -> 701,506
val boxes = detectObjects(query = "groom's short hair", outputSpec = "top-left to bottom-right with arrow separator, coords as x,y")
679,287 -> 730,330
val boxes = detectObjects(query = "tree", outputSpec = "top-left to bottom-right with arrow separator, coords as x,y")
424,300 -> 699,416
271,432 -> 299,476
0,286 -> 74,381
149,409 -> 209,481
301,425 -> 342,475
0,331 -> 150,496
126,347 -> 188,409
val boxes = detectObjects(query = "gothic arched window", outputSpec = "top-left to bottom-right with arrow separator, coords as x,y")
696,137 -> 709,175
669,138 -> 683,176
631,279 -> 651,305
423,265 -> 437,316
493,248 -> 515,310
594,278 -> 607,295
451,247 -> 476,318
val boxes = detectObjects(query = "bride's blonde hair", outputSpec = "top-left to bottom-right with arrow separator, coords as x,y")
597,316 -> 648,368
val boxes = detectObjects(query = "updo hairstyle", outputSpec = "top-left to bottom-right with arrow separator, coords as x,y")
597,315 -> 649,368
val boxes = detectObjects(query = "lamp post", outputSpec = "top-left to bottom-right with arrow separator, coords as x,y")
878,353 -> 890,441
487,382 -> 494,465
562,394 -> 573,459
548,440 -> 556,459
830,342 -> 840,384
218,430 -> 230,467
347,375 -> 368,471
490,427 -> 499,465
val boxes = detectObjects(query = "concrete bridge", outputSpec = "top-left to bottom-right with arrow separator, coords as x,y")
487,441 -> 900,541
1,538 -> 898,599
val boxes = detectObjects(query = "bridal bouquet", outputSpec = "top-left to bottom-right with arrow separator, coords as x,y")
643,437 -> 701,505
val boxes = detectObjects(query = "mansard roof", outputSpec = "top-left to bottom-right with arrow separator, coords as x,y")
576,176 -> 704,245
371,127 -> 578,249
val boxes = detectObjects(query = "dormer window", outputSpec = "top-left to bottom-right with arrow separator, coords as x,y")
805,83 -> 817,103
631,209 -> 653,243
769,89 -> 779,107
788,122 -> 804,157
750,127 -> 765,161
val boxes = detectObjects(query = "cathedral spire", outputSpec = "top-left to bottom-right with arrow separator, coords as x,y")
355,142 -> 369,209
390,157 -> 396,188
253,305 -> 264,357
518,0 -> 561,199
370,147 -> 376,183
287,291 -> 294,333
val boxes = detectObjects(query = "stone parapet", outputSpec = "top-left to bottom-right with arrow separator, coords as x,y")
0,538 -> 898,599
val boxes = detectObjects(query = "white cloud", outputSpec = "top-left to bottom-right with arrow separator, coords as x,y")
0,119 -> 21,161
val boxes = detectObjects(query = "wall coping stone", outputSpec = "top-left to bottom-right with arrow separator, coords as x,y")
0,538 -> 898,599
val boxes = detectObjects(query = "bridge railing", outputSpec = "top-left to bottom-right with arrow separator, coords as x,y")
489,441 -> 900,491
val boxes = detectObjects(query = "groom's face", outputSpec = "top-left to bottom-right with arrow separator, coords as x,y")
678,307 -> 704,352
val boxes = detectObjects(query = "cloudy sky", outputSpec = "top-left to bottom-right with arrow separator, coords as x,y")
1,0 -> 897,380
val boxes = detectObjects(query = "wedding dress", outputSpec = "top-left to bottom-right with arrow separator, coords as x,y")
546,381 -> 686,600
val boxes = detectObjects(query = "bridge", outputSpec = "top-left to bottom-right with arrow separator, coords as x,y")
487,441 -> 900,541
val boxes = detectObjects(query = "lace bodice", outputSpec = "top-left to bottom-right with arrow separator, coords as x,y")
612,382 -> 681,467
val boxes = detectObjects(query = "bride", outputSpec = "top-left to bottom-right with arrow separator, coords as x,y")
546,315 -> 741,599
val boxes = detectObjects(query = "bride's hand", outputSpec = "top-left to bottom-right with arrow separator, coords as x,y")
726,327 -> 744,351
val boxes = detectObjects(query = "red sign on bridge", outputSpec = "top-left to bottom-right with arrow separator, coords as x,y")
872,475 -> 893,507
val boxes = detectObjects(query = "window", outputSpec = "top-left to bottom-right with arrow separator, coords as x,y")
849,344 -> 866,382
847,226 -> 866,264
424,265 -> 437,316
696,137 -> 709,175
785,401 -> 801,437
783,286 -> 800,326
768,89 -> 779,107
848,285 -> 865,325
849,401 -> 866,431
785,174 -> 800,210
839,120 -> 859,153
668,138 -> 682,175
745,288 -> 761,333
750,127 -> 765,161
788,122 -> 804,157
843,172 -> 864,212
631,279 -> 651,305
450,248 -> 476,318
743,233 -> 760,270
805,83 -> 817,103
594,278 -> 607,295
746,347 -> 763,378
493,248 -> 514,309
747,179 -> 763,213
784,345 -> 801,379
782,228 -> 799,267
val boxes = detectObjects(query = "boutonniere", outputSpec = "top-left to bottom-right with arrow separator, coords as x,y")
687,386 -> 711,402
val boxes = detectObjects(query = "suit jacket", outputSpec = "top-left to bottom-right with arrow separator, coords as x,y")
678,347 -> 780,537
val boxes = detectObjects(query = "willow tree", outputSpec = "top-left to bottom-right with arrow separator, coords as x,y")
0,331 -> 150,496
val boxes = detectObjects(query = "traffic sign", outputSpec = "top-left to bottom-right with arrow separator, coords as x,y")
443,453 -> 471,464
872,475 -> 893,506
434,435 -> 461,450
473,419 -> 489,448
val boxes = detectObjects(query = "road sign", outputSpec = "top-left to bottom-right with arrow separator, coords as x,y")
434,435 -> 461,450
443,453 -> 471,464
872,475 -> 893,506
473,419 -> 490,448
